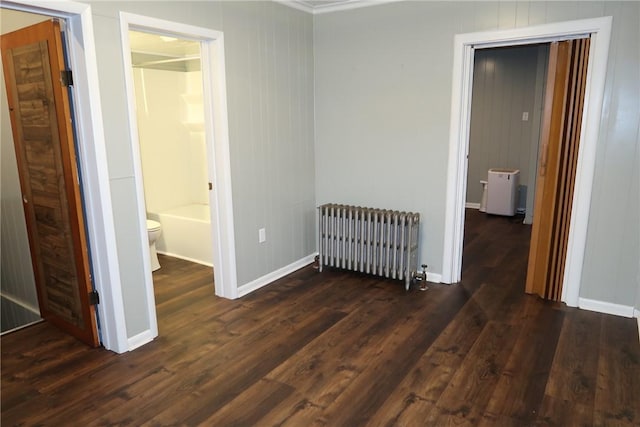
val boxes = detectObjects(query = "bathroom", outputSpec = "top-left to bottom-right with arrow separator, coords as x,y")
129,31 -> 213,270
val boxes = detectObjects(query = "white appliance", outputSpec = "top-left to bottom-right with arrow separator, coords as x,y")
487,168 -> 520,216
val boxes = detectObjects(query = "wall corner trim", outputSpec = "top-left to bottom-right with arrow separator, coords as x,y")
237,254 -> 317,298
578,297 -> 635,318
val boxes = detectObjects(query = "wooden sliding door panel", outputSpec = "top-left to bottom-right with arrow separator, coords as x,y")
550,39 -> 590,300
526,41 -> 570,298
549,41 -> 578,300
526,38 -> 590,301
1,20 -> 99,346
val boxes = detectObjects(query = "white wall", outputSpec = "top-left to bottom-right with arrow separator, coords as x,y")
0,9 -> 48,320
314,1 -> 639,308
133,68 -> 207,214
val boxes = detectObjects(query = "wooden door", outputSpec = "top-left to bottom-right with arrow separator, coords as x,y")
526,38 -> 590,300
1,20 -> 99,346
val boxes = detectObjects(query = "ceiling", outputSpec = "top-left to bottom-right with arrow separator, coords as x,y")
129,30 -> 200,58
129,30 -> 201,72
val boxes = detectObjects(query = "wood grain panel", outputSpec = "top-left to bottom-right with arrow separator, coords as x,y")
1,20 -> 98,345
425,321 -> 520,425
594,314 -> 640,426
526,38 -> 590,302
545,309 -> 601,406
6,40 -> 84,328
483,304 -> 564,424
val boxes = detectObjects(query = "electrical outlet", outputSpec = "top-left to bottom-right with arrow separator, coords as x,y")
522,111 -> 529,121
258,228 -> 266,243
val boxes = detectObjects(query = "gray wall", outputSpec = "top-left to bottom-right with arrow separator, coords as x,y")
314,1 -> 639,308
466,44 -> 548,224
0,10 -> 48,326
86,1 -> 315,336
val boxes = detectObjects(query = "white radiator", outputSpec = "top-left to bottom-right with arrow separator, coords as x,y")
318,204 -> 420,290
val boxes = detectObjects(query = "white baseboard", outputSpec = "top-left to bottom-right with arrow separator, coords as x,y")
237,253 -> 317,298
578,297 -> 635,318
465,202 -> 480,210
236,253 -> 444,295
0,292 -> 40,315
127,329 -> 156,351
427,272 -> 442,283
157,251 -> 213,268
0,319 -> 44,336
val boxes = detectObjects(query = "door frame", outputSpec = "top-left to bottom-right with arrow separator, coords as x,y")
119,14 -> 238,315
1,1 -> 128,351
442,16 -> 612,307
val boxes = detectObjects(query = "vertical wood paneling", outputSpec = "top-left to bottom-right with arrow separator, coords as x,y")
527,2 -> 548,26
0,198 -> 38,309
222,2 -> 315,285
497,2 -> 517,29
514,1 -> 531,27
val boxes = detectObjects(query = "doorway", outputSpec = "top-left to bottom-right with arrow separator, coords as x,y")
128,30 -> 214,269
2,18 -> 100,346
0,4 -> 127,351
119,13 -> 238,346
461,43 -> 549,292
465,44 -> 549,225
442,17 -> 612,308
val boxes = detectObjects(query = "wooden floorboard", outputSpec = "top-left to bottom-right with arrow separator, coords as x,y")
2,209 -> 639,426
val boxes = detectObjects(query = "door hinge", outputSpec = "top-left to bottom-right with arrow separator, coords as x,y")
89,290 -> 100,305
61,69 -> 73,87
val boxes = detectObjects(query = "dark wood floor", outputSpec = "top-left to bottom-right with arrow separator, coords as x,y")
2,209 -> 639,426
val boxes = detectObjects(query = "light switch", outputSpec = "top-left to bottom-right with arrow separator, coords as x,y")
522,112 -> 529,121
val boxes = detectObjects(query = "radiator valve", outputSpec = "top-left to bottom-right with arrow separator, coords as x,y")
413,264 -> 428,291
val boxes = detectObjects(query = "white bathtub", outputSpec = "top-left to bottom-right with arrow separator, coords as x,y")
150,204 -> 213,267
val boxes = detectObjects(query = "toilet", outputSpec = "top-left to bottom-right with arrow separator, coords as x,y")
147,219 -> 162,271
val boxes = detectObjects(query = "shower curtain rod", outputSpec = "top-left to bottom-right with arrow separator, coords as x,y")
133,55 -> 200,68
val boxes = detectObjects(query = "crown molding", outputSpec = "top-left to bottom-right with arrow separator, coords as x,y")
274,0 -> 404,15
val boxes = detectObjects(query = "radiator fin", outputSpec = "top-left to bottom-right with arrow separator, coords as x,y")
318,204 -> 420,290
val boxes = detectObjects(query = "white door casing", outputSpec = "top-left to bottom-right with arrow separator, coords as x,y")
119,13 -> 238,349
442,17 -> 612,308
